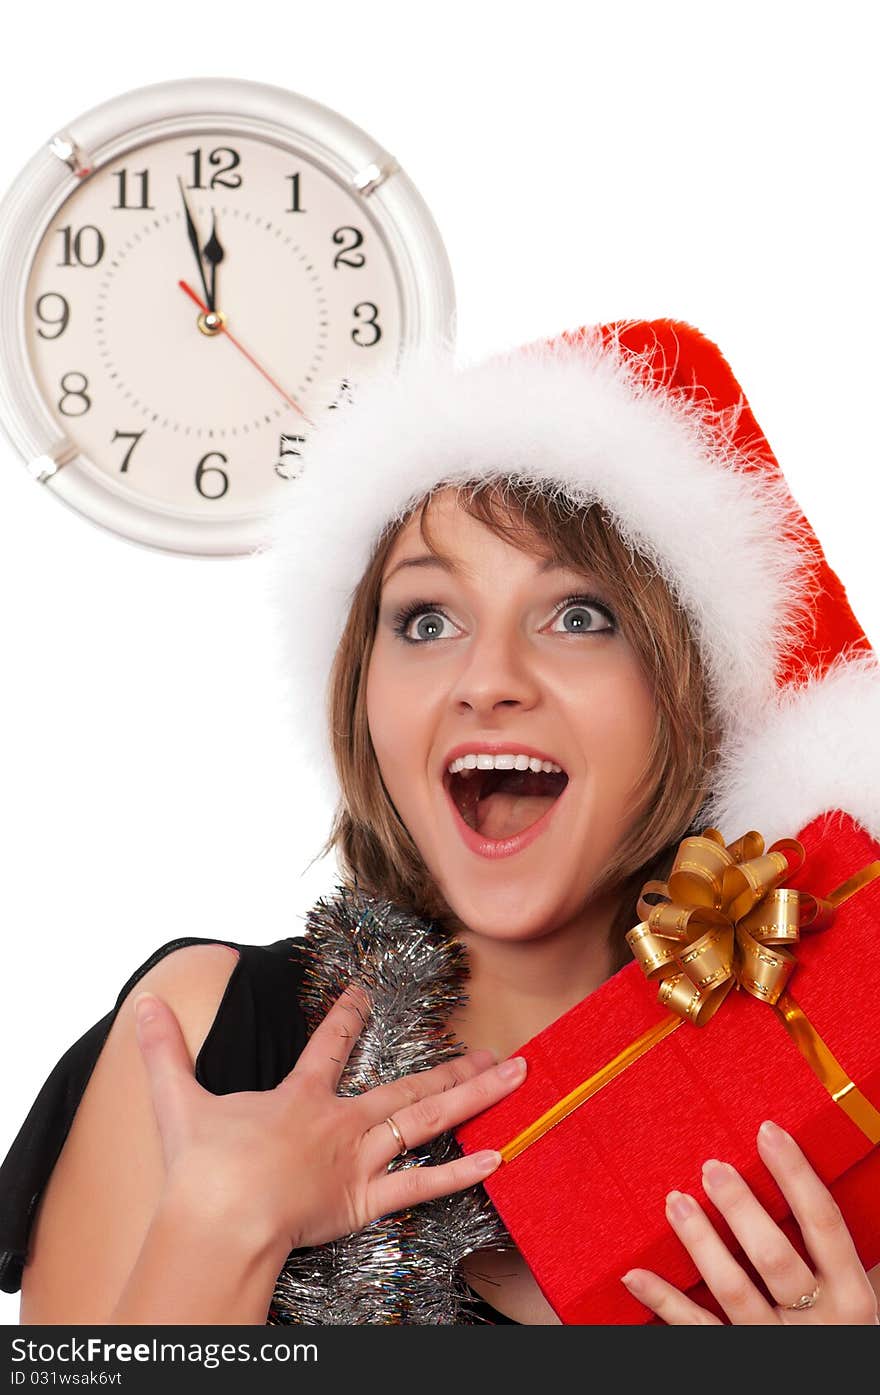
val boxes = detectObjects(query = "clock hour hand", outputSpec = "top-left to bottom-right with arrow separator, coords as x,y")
201,212 -> 224,315
176,176 -> 213,312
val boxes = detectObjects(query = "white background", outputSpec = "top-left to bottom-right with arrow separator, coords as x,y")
1,0 -> 877,1324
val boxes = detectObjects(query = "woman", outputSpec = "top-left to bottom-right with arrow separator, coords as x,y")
1,319 -> 878,1325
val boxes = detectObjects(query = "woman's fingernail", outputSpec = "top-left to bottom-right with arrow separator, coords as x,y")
702,1158 -> 734,1190
666,1190 -> 696,1223
621,1270 -> 646,1296
759,1119 -> 788,1148
474,1150 -> 502,1172
134,993 -> 157,1025
498,1056 -> 527,1081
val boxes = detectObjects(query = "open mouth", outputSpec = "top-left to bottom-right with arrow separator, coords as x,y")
444,765 -> 570,841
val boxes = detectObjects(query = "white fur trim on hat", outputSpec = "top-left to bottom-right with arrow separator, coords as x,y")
700,649 -> 880,846
255,327 -> 820,811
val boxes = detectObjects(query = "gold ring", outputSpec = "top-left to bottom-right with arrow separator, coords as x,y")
384,1115 -> 408,1157
780,1280 -> 821,1310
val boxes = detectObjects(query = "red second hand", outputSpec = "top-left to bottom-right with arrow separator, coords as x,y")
178,280 -> 315,425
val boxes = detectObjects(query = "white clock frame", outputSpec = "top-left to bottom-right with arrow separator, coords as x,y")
0,76 -> 456,557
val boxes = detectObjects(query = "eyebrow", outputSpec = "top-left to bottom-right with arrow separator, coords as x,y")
381,554 -> 573,586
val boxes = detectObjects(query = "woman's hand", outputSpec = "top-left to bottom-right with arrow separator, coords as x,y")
620,1119 -> 879,1324
133,981 -> 526,1256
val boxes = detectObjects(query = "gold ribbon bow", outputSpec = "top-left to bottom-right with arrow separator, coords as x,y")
499,827 -> 880,1163
625,828 -> 833,1027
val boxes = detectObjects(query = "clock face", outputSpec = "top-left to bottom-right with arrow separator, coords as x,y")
23,131 -> 404,520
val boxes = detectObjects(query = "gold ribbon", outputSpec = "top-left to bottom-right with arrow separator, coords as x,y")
499,828 -> 880,1163
628,828 -> 833,1025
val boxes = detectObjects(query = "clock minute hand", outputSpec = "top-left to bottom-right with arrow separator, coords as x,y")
177,177 -> 213,312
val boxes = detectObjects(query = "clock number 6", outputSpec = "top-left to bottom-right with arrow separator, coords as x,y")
111,438 -> 229,497
195,451 -> 230,500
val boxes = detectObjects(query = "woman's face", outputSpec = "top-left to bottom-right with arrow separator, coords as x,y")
366,490 -> 657,942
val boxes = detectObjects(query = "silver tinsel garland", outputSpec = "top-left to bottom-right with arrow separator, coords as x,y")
266,882 -> 514,1325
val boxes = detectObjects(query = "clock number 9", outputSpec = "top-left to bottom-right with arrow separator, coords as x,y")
35,292 -> 70,341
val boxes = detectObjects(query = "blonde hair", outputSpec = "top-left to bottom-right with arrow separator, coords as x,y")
314,479 -> 722,973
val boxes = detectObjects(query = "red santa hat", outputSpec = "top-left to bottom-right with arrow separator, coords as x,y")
259,319 -> 879,849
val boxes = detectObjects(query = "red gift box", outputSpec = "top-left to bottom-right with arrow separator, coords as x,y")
455,811 -> 880,1324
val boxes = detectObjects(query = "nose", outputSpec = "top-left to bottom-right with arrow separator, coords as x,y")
448,626 -> 542,719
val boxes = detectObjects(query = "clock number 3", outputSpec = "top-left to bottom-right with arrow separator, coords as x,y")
352,302 -> 382,347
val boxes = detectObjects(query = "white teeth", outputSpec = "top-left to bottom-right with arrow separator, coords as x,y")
446,753 -> 565,776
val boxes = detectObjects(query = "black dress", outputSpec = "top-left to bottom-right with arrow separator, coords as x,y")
0,935 -> 517,1325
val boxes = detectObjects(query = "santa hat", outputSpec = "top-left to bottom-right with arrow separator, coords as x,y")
258,319 -> 879,849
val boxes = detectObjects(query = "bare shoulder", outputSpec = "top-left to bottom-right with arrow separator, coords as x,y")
20,942 -> 241,1324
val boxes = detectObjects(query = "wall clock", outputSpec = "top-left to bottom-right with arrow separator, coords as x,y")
0,76 -> 455,556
